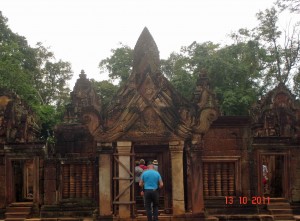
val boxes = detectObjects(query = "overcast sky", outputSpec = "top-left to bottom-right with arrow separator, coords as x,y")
1,0 -> 279,87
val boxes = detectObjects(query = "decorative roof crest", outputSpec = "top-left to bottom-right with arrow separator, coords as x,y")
132,27 -> 160,76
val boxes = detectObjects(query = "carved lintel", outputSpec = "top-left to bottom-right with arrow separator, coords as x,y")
116,141 -> 132,154
191,140 -> 203,153
97,142 -> 113,154
169,141 -> 184,153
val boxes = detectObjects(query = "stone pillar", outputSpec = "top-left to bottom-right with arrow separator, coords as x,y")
33,157 -> 40,204
190,140 -> 204,216
0,156 -> 5,207
117,141 -> 132,218
169,141 -> 185,215
44,160 -> 57,205
98,142 -> 113,218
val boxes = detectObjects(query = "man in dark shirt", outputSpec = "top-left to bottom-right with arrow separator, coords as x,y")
139,161 -> 163,221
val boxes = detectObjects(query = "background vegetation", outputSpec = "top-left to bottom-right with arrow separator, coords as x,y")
0,0 -> 299,138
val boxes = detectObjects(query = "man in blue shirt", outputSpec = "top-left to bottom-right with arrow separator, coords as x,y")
139,161 -> 163,221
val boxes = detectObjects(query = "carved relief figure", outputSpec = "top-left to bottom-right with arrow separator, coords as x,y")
251,83 -> 298,137
192,71 -> 218,134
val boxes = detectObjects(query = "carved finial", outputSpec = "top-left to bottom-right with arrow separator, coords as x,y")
132,27 -> 160,74
79,70 -> 87,79
196,69 -> 210,89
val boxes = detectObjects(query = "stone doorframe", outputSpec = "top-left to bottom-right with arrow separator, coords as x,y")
169,141 -> 185,215
5,156 -> 40,205
257,150 -> 290,199
98,141 -> 134,219
98,141 -> 187,219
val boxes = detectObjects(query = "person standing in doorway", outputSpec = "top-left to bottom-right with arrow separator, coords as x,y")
262,161 -> 269,193
153,160 -> 158,171
139,161 -> 163,221
139,159 -> 148,170
135,161 -> 143,194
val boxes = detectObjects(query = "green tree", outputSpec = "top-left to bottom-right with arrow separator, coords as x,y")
0,12 -> 73,139
255,7 -> 300,93
91,79 -> 118,110
0,11 -> 41,106
161,52 -> 196,99
276,0 -> 300,13
162,41 -> 262,115
99,43 -> 133,85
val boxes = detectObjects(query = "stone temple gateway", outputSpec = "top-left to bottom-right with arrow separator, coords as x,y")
0,28 -> 300,221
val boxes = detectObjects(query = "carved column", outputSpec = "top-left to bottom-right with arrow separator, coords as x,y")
222,164 -> 228,196
69,164 -> 75,198
190,140 -> 204,216
169,141 -> 185,215
116,141 -> 132,218
44,160 -> 56,204
75,164 -> 81,198
33,157 -> 40,204
82,164 -> 87,197
98,142 -> 113,218
62,165 -> 69,198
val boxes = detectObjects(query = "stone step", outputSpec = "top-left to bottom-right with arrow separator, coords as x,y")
135,216 -> 212,221
10,202 -> 33,207
55,219 -> 82,221
273,214 -> 295,220
24,219 -> 41,221
36,219 -> 57,221
6,207 -> 32,213
5,212 -> 30,219
269,198 -> 289,203
271,209 -> 293,215
268,203 -> 291,209
5,218 -> 25,221
205,216 -> 219,221
295,216 -> 300,221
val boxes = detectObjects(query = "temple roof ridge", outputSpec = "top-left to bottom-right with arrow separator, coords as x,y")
132,27 -> 160,76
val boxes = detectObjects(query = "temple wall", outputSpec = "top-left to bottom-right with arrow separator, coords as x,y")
44,161 -> 57,205
291,147 -> 300,202
0,157 -> 5,208
202,118 -> 252,198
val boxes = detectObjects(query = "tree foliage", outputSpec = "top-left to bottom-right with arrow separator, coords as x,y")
0,12 -> 73,139
161,40 -> 263,115
96,3 -> 299,115
276,0 -> 300,13
98,43 -> 133,84
255,7 -> 300,94
90,79 -> 118,110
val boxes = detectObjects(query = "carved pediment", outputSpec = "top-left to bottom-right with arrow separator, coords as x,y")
63,70 -> 102,135
65,28 -> 219,143
119,107 -> 180,141
251,83 -> 299,137
0,89 -> 40,143
94,28 -> 194,142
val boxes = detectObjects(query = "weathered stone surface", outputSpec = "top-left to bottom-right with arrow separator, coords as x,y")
99,153 -> 112,216
117,142 -> 132,218
251,83 -> 300,138
0,90 -> 40,144
1,27 -> 300,221
169,141 -> 185,215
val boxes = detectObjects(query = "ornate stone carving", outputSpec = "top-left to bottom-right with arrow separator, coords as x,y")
192,71 -> 219,135
0,90 -> 40,143
63,29 -> 218,144
94,28 -> 195,142
63,70 -> 102,135
251,83 -> 298,137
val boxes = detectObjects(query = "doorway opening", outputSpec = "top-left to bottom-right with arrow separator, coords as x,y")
12,160 -> 34,202
260,153 -> 288,198
134,145 -> 172,215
